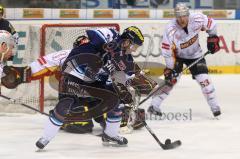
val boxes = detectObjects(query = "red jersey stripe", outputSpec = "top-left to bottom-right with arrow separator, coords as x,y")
162,43 -> 170,47
162,46 -> 170,50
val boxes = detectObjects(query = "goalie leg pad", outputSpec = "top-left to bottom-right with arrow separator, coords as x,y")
132,108 -> 145,130
121,107 -> 145,130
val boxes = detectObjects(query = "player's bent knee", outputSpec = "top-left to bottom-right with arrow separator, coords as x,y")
49,97 -> 75,126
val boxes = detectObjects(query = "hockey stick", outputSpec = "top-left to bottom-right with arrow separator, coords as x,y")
142,27 -> 156,71
0,94 -> 49,116
139,51 -> 211,150
143,121 -> 181,150
121,30 -> 156,133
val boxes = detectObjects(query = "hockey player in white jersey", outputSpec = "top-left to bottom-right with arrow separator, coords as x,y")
0,30 -> 15,77
148,3 -> 221,117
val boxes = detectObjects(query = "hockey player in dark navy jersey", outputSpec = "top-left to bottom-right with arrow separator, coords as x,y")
36,26 -> 145,149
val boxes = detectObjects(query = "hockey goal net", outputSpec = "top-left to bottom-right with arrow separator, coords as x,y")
0,23 -> 120,113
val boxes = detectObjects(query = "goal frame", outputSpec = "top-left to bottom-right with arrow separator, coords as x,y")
39,23 -> 120,112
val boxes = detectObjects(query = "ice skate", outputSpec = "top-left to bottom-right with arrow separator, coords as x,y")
35,137 -> 49,150
147,105 -> 163,116
102,132 -> 128,147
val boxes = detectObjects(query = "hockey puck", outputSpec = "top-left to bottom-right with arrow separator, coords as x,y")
165,139 -> 171,145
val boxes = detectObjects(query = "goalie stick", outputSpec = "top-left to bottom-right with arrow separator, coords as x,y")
0,94 -> 49,116
138,51 -> 211,150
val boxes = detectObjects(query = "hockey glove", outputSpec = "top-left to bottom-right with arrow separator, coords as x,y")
1,66 -> 31,89
207,35 -> 220,54
164,68 -> 178,85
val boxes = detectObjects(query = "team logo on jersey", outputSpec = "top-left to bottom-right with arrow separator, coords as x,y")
180,34 -> 198,49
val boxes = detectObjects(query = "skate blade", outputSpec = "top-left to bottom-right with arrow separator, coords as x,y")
211,115 -> 221,120
213,116 -> 220,120
102,141 -> 127,147
35,149 -> 47,152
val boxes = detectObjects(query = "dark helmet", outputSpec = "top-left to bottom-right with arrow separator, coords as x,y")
0,5 -> 4,15
73,35 -> 89,48
120,26 -> 144,46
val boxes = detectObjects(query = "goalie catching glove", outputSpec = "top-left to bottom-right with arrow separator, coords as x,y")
1,66 -> 31,89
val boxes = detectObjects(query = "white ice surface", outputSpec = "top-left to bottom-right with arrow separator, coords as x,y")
0,75 -> 240,159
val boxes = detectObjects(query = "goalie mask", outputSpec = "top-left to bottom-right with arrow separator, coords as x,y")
0,30 -> 15,62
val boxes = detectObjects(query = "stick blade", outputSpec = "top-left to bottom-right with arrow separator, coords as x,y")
162,140 -> 182,150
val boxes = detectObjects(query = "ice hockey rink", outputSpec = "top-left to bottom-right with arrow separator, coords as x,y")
0,74 -> 239,159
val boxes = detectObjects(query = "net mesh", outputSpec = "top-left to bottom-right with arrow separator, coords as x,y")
0,23 -> 119,113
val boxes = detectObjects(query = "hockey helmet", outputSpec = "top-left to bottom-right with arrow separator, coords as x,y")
174,3 -> 190,17
0,30 -> 14,49
121,26 -> 144,46
73,35 -> 89,48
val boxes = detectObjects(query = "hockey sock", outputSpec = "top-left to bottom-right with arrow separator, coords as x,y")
42,119 -> 61,141
195,74 -> 220,112
104,118 -> 122,137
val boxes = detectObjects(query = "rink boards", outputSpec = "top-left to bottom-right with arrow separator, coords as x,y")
10,20 -> 240,75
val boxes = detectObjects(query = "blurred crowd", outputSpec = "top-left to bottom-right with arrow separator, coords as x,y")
0,0 -> 239,9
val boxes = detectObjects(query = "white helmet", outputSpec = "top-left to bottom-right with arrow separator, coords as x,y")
0,30 -> 15,62
174,3 -> 190,17
0,30 -> 14,49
